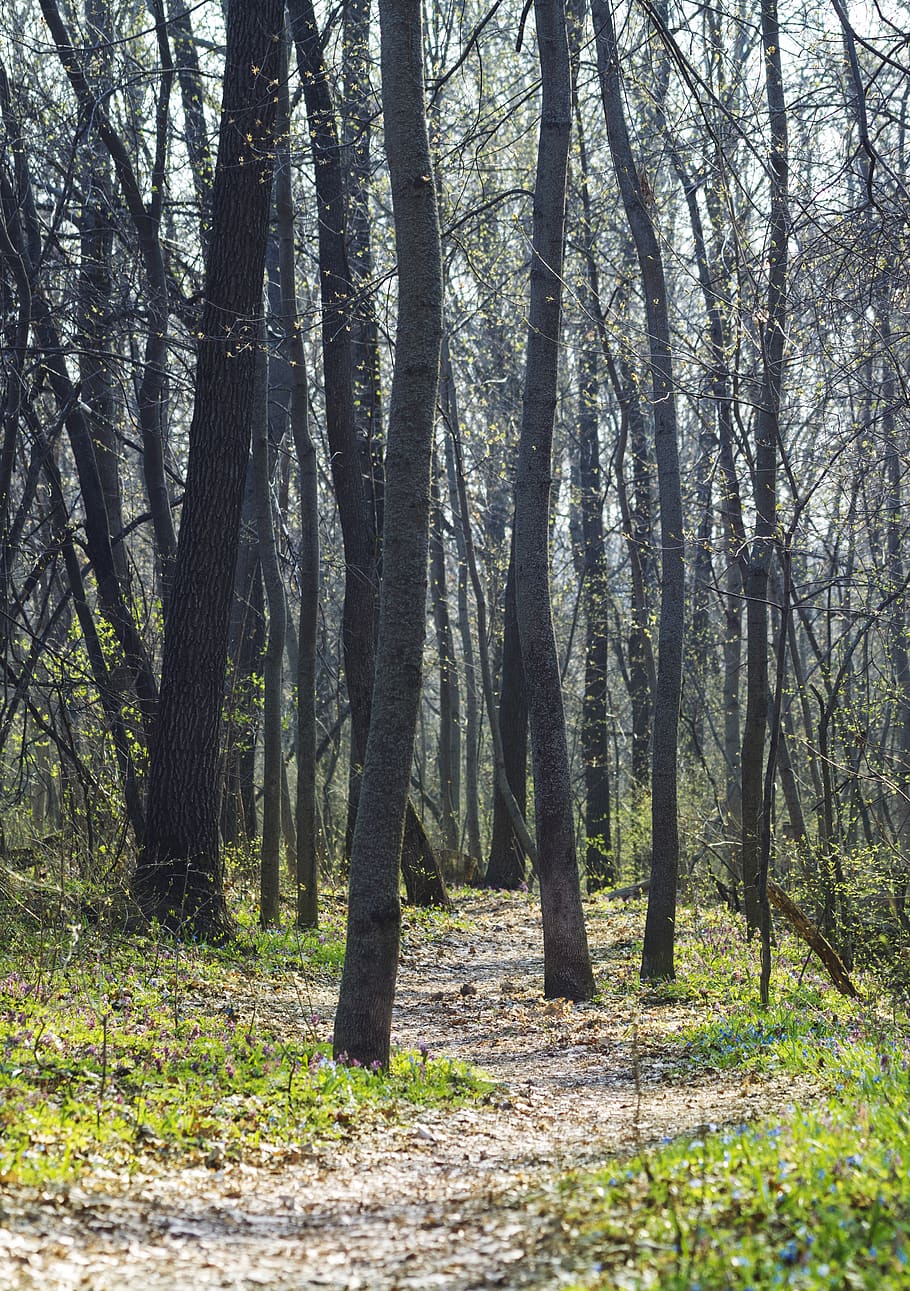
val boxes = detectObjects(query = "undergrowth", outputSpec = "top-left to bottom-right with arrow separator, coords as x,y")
561,901 -> 910,1290
0,905 -> 491,1187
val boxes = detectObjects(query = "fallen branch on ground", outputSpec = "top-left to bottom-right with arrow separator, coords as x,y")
766,879 -> 858,998
599,879 -> 650,901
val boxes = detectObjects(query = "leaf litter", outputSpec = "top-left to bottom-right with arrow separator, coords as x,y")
0,893 -> 815,1289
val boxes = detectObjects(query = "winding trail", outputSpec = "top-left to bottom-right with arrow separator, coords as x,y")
0,894 -> 808,1289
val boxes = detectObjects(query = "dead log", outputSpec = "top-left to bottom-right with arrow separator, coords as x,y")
766,878 -> 858,998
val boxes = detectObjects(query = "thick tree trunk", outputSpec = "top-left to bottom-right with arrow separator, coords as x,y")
288,0 -> 447,907
134,0 -> 283,938
593,0 -> 685,980
513,0 -> 594,1001
333,0 -> 443,1066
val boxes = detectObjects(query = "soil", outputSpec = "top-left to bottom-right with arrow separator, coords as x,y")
0,893 -> 812,1290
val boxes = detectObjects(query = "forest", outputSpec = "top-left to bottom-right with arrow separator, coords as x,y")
1,0 -> 910,1286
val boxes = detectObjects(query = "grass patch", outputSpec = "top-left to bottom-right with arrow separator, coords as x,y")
0,915 -> 492,1187
561,1048 -> 910,1289
558,903 -> 910,1289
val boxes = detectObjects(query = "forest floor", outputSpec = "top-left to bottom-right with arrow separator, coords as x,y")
0,892 -> 818,1290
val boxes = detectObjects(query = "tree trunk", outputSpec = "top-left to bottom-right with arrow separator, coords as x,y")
593,0 -> 685,980
221,468 -> 262,847
40,0 -> 179,596
484,542 -> 529,888
342,0 -> 384,546
430,458 -> 460,852
254,331 -> 287,928
135,0 -> 283,938
442,347 -> 482,866
273,42 -> 320,928
513,0 -> 594,1001
741,0 -> 789,938
569,114 -> 613,889
333,0 -> 443,1066
287,0 -> 378,852
167,0 -> 214,248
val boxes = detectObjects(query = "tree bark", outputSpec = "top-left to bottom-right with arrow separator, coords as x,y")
569,87 -> 612,889
513,0 -> 594,1001
593,0 -> 685,980
39,0 -> 179,596
484,542 -> 529,888
441,346 -> 482,867
287,0 -> 378,846
167,0 -> 214,248
333,0 -> 443,1066
430,457 -> 460,852
273,43 -> 320,928
741,0 -> 789,937
254,331 -> 287,928
135,0 -> 283,938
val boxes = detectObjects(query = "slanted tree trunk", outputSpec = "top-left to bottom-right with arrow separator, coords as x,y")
1,112 -> 159,755
430,457 -> 460,852
571,85 -> 655,807
593,0 -> 685,980
287,0 -> 378,850
342,0 -> 384,544
333,0 -> 443,1066
513,0 -> 594,1001
442,346 -> 482,867
77,0 -> 129,592
134,0 -> 283,938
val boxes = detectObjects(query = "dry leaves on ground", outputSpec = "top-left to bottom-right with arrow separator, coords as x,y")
0,894 -> 813,1290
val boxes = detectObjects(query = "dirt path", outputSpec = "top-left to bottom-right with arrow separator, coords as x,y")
0,895 -> 808,1290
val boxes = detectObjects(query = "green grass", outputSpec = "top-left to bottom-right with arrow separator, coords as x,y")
558,903 -> 910,1290
0,913 -> 492,1186
561,1056 -> 910,1289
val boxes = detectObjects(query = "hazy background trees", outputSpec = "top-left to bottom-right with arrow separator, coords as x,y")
1,0 -> 909,987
